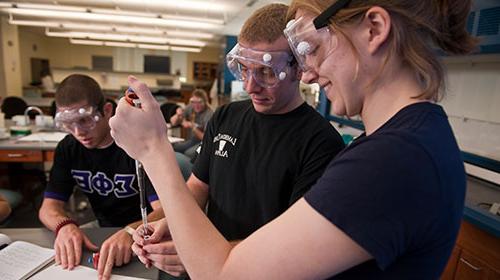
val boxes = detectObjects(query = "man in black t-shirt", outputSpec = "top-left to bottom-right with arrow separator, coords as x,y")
133,4 -> 345,278
38,74 -> 164,279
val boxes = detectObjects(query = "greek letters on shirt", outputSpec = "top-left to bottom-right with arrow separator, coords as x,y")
70,170 -> 139,198
212,133 -> 238,158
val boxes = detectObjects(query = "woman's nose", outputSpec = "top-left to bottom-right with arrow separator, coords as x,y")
301,69 -> 319,84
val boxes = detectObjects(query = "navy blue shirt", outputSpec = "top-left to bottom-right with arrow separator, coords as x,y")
305,102 -> 466,279
46,135 -> 158,227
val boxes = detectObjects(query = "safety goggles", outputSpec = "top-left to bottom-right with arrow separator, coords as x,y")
189,98 -> 204,105
283,0 -> 351,71
226,43 -> 294,88
54,106 -> 101,133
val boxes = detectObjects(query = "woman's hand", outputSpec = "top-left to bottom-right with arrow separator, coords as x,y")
109,76 -> 169,162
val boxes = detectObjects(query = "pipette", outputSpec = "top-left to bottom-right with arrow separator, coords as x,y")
125,87 -> 150,239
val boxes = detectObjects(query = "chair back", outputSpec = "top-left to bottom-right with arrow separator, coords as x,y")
160,103 -> 180,123
1,97 -> 28,119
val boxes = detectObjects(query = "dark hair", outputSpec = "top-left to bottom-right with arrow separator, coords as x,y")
55,74 -> 105,112
287,0 -> 478,101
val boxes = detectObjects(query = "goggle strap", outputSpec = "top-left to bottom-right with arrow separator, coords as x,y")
313,0 -> 351,29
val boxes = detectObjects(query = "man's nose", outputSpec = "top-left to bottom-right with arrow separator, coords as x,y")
73,125 -> 86,136
244,72 -> 262,93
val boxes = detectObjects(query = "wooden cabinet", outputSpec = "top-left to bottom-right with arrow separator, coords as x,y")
441,221 -> 500,279
442,247 -> 461,280
193,62 -> 218,81
455,250 -> 499,280
0,150 -> 43,162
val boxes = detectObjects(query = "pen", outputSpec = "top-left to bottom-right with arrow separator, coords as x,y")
87,252 -> 99,269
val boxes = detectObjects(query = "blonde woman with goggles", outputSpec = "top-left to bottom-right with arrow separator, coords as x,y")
109,0 -> 477,279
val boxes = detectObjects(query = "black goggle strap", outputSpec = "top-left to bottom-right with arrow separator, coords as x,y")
313,0 -> 352,30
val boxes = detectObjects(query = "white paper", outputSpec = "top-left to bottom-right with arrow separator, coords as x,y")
18,132 -> 67,142
0,233 -> 12,246
168,136 -> 184,143
30,264 -> 149,280
0,241 -> 54,280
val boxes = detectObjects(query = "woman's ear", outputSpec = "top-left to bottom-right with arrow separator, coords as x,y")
362,6 -> 391,55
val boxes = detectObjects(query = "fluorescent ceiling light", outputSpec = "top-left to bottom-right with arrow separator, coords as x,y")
167,38 -> 207,47
9,18 -> 215,39
105,41 -> 136,48
9,3 -> 87,13
163,30 -> 214,40
0,1 -> 227,13
88,0 -> 226,12
9,19 -> 60,28
46,30 -> 207,47
88,9 -> 224,25
2,7 -> 223,30
70,39 -> 103,46
70,39 -> 201,53
137,43 -> 170,50
137,43 -> 201,53
89,8 -> 158,19
170,46 -> 203,52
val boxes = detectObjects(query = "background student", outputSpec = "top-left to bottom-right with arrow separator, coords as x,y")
170,89 -> 213,160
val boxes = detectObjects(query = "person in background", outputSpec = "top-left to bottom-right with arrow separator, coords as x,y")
38,74 -> 164,280
109,0 -> 476,278
40,68 -> 56,94
170,89 -> 213,160
0,194 -> 11,223
118,3 -> 344,278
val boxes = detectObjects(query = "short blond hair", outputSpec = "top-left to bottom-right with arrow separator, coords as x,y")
239,3 -> 289,44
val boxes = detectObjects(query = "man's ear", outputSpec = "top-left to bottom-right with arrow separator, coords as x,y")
102,102 -> 114,117
362,6 -> 391,55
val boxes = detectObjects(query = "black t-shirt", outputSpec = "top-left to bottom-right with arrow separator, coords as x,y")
193,100 -> 345,240
45,135 -> 158,227
305,102 -> 466,279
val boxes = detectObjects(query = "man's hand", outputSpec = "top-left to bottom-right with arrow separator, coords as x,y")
181,120 -> 194,129
54,224 -> 98,270
97,229 -> 134,280
175,107 -> 184,117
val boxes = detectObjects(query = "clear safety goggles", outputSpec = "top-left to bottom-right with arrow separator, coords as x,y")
54,106 -> 101,133
283,0 -> 351,71
226,43 -> 294,88
283,17 -> 337,72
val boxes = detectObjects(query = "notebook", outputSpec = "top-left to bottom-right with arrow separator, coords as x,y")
30,264 -> 149,280
0,233 -> 55,280
17,132 -> 67,142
